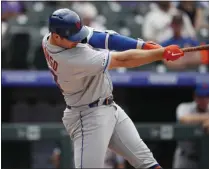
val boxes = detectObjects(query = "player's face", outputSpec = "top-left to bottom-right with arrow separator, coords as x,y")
194,96 -> 209,111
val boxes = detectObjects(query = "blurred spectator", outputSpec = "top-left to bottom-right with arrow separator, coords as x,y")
104,149 -> 125,168
160,13 -> 205,69
51,147 -> 125,168
1,1 -> 25,37
173,84 -> 209,169
142,2 -> 196,43
177,1 -> 209,31
71,2 -> 106,31
51,147 -> 61,169
161,13 -> 199,48
2,1 -> 25,20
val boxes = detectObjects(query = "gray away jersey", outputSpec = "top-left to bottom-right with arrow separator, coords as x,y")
42,33 -> 113,107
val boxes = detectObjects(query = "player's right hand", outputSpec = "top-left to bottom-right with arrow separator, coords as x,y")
163,45 -> 184,61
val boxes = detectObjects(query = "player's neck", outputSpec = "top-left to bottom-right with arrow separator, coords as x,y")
49,35 -> 77,49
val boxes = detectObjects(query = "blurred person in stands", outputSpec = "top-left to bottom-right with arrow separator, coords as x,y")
51,147 -> 61,169
173,84 -> 209,169
51,147 -> 125,169
161,13 -> 209,68
71,2 -> 106,31
176,1 -> 209,31
142,1 -> 196,43
104,149 -> 125,169
1,1 -> 25,38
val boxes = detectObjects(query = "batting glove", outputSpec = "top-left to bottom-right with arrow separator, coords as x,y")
142,41 -> 162,50
163,45 -> 184,61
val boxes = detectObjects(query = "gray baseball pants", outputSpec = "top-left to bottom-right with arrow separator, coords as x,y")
62,102 -> 158,168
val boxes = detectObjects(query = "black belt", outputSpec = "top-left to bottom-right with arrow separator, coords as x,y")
67,97 -> 113,109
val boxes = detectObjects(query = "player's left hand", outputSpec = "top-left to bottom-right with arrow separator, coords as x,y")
163,45 -> 184,61
142,41 -> 162,50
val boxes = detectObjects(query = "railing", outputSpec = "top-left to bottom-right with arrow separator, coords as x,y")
2,70 -> 209,87
2,123 -> 209,169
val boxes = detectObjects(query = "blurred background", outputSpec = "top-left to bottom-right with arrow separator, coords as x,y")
1,1 -> 209,169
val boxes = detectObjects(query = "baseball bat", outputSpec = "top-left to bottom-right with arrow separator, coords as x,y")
181,44 -> 209,53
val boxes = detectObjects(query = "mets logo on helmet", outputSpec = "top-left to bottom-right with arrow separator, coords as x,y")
76,22 -> 81,29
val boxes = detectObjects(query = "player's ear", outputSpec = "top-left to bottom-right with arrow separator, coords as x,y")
52,33 -> 61,41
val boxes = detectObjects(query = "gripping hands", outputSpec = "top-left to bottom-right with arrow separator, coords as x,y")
142,41 -> 184,61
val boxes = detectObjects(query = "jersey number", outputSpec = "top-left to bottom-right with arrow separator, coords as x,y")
42,45 -> 63,92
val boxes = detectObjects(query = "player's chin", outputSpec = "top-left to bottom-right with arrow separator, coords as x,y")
72,42 -> 79,47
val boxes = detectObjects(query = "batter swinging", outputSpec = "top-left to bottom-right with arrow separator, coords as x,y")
42,8 -> 184,168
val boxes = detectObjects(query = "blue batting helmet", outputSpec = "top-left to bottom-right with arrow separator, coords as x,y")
48,8 -> 89,42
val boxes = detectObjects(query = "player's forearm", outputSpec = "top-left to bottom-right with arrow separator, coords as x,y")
112,48 -> 164,68
179,114 -> 209,124
109,45 -> 183,69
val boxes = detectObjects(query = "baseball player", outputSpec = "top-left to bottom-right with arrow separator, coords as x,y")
42,8 -> 184,168
173,84 -> 209,169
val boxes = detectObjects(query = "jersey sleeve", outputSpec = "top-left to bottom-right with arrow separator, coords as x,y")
69,47 -> 111,78
85,26 -> 141,51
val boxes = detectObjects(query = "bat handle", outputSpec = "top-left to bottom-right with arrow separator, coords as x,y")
182,48 -> 191,52
182,44 -> 209,53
